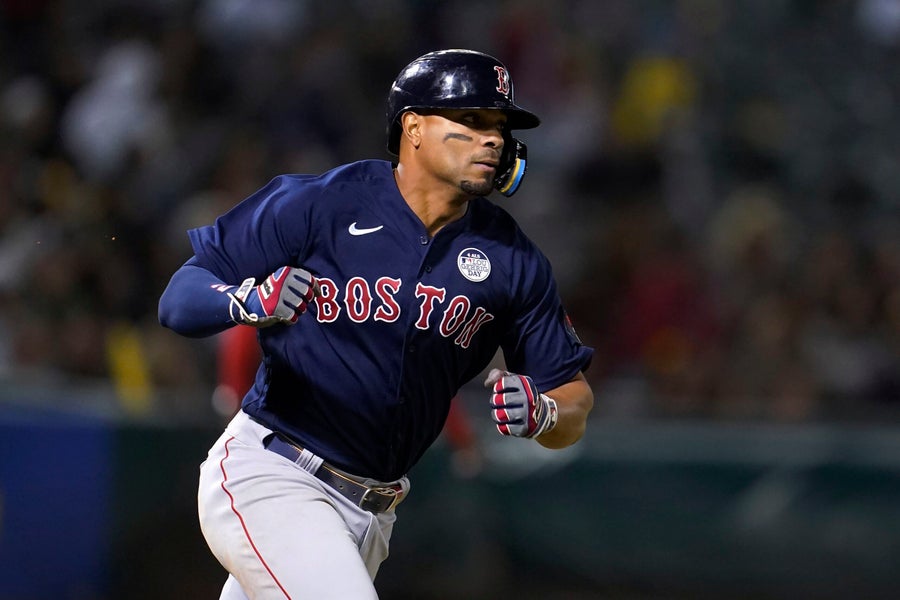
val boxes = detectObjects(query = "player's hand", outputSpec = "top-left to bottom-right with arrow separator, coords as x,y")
227,267 -> 317,327
484,368 -> 558,439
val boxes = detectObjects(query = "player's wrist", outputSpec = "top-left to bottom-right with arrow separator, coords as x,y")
227,277 -> 263,325
530,393 -> 558,438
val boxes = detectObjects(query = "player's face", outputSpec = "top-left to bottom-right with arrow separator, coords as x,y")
419,109 -> 507,197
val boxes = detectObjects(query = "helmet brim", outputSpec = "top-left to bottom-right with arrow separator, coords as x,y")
504,107 -> 541,130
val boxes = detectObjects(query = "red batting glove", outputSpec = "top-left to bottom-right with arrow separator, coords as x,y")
228,267 -> 317,327
484,368 -> 558,439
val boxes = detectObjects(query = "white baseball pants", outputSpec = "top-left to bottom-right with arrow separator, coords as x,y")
198,410 -> 406,599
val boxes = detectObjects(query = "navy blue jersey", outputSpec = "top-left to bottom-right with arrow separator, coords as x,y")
189,159 -> 592,481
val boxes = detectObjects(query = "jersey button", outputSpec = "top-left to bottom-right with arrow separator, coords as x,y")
408,344 -> 417,353
424,265 -> 432,273
419,235 -> 429,245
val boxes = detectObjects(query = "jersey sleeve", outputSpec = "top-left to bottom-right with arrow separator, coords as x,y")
501,240 -> 593,393
187,175 -> 314,284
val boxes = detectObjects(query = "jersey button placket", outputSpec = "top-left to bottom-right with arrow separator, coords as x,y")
418,232 -> 432,277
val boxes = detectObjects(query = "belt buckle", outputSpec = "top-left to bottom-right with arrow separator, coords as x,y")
360,486 -> 401,513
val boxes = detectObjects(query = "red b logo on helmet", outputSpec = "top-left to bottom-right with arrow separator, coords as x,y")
494,66 -> 511,96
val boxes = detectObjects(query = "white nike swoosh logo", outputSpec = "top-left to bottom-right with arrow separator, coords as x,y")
348,222 -> 384,236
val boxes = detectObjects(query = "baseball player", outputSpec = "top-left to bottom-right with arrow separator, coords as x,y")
159,49 -> 594,599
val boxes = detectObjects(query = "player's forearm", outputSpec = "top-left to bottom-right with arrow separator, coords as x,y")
535,373 -> 593,449
158,260 -> 238,338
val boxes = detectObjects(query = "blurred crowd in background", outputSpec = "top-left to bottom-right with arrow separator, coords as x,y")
0,0 -> 898,424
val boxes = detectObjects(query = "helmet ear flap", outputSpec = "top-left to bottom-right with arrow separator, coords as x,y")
494,135 -> 528,197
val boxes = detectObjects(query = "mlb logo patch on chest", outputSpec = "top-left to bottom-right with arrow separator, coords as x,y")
457,248 -> 491,282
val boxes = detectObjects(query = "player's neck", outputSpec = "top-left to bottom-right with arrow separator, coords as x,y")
393,166 -> 470,237
413,199 -> 469,238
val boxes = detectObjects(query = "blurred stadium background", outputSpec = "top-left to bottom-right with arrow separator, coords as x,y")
1,0 -> 899,598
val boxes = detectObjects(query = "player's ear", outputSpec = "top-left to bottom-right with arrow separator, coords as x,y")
399,111 -> 422,149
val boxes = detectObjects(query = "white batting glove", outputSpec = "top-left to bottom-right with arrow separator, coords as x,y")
484,368 -> 558,439
227,267 -> 317,327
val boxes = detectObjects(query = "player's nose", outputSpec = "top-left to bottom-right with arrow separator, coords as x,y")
482,127 -> 503,148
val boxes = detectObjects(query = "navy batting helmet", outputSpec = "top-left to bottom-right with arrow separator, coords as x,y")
386,49 -> 540,154
386,49 -> 540,196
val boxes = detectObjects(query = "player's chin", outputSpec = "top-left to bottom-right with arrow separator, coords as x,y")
459,177 -> 494,197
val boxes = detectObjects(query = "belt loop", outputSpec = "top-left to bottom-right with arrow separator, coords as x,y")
265,433 -> 323,475
296,447 -> 324,474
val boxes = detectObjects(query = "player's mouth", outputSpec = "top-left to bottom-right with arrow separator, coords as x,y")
472,154 -> 499,171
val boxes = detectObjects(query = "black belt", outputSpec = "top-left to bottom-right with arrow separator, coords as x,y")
263,433 -> 403,514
